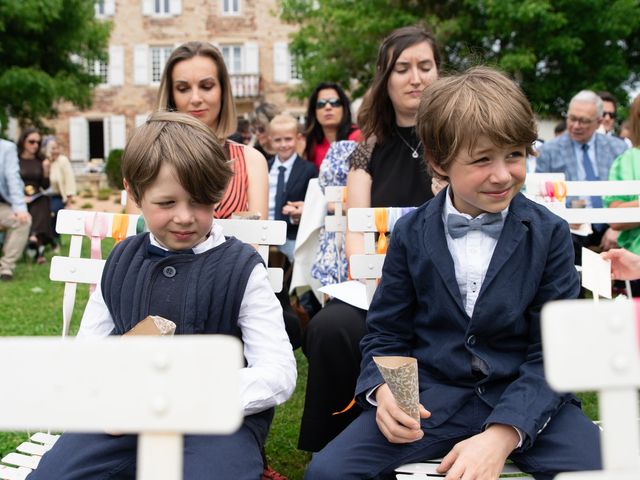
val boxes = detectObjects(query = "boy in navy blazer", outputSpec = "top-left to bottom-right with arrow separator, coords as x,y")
306,67 -> 601,479
267,114 -> 317,261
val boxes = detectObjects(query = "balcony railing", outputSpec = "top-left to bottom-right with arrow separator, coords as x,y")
230,74 -> 260,98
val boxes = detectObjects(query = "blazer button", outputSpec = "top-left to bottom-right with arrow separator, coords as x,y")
476,385 -> 485,395
467,335 -> 476,346
163,266 -> 176,278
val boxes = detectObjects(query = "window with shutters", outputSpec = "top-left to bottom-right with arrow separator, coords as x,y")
222,0 -> 240,15
87,60 -> 108,85
150,46 -> 173,84
95,0 -> 114,17
289,52 -> 302,82
154,0 -> 170,15
221,45 -> 243,74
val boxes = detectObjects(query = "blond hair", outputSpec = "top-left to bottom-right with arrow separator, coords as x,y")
122,111 -> 233,205
269,114 -> 299,136
155,41 -> 236,138
417,66 -> 537,179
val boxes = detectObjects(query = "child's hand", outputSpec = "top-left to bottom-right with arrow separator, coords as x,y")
282,201 -> 304,224
374,383 -> 430,443
436,424 -> 519,479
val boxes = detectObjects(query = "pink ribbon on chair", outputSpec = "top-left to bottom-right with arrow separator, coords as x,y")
633,298 -> 640,350
84,212 -> 109,293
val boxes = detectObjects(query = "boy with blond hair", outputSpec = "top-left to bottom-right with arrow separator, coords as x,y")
30,111 -> 296,480
267,113 -> 317,261
306,67 -> 601,480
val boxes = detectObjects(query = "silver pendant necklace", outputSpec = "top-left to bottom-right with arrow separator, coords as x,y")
395,126 -> 422,158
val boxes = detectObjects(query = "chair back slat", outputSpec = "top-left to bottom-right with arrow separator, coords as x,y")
542,299 -> 640,473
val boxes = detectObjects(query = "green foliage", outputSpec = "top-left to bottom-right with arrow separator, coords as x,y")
105,149 -> 124,190
279,0 -> 640,116
0,0 -> 111,132
97,188 -> 113,201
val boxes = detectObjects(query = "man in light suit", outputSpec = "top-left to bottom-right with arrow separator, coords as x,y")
536,90 -> 628,262
0,138 -> 31,281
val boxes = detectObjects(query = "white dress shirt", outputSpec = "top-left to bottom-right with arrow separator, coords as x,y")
78,223 -> 297,416
442,189 -> 523,447
442,189 -> 507,318
268,154 -> 297,220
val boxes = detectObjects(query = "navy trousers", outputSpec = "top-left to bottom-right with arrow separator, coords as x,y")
27,426 -> 264,480
305,396 -> 601,480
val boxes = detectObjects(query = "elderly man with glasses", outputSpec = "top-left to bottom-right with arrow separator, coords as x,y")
536,90 -> 628,264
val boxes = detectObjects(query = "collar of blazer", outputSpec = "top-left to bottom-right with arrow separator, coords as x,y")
419,190 -> 532,318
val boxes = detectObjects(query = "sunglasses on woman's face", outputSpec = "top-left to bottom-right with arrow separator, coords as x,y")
27,139 -> 40,145
316,98 -> 342,109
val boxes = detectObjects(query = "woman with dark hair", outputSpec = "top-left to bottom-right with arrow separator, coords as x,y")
304,82 -> 361,169
125,41 -> 268,220
17,128 -> 52,264
299,26 -> 443,452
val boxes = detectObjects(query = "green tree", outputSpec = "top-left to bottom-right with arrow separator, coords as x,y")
280,0 -> 640,116
0,0 -> 111,132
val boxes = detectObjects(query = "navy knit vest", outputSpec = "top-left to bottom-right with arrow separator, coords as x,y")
101,233 -> 274,442
101,233 -> 261,336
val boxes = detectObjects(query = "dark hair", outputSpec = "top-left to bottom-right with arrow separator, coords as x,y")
304,81 -> 355,161
597,91 -> 617,109
359,26 -> 442,142
17,128 -> 44,160
417,66 -> 537,179
554,120 -> 567,135
155,41 -> 236,138
123,111 -> 233,205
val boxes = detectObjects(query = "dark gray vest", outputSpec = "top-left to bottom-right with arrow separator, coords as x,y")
101,233 -> 274,441
101,233 -> 261,336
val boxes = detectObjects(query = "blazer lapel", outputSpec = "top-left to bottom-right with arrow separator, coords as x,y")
423,191 -> 467,316
480,193 -> 529,294
562,135 -> 579,180
286,155 -> 303,193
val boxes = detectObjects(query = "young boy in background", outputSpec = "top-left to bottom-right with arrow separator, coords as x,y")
306,67 -> 601,480
267,113 -> 317,262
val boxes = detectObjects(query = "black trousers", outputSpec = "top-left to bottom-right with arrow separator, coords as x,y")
298,299 -> 368,452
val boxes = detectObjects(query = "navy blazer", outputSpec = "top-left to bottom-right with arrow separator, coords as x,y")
535,132 -> 627,180
356,190 -> 580,450
268,155 -> 318,239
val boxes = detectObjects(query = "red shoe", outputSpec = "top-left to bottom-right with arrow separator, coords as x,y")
261,465 -> 288,480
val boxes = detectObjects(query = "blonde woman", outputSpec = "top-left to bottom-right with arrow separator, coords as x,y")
44,137 -> 76,251
126,41 -> 268,219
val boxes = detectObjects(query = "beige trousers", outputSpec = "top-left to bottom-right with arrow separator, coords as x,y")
0,202 -> 31,275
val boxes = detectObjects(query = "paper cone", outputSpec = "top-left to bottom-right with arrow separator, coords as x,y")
373,356 -> 419,421
124,315 -> 176,336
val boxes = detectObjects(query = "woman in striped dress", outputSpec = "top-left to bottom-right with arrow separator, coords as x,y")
126,41 -> 268,220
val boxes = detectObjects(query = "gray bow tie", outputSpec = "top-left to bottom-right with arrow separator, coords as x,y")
446,213 -> 503,239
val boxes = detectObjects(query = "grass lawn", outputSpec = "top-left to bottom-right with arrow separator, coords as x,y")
0,234 -> 598,480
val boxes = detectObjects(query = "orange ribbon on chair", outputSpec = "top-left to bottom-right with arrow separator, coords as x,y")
111,214 -> 129,244
374,208 -> 388,254
554,181 -> 567,203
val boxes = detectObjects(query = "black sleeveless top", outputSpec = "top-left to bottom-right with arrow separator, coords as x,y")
351,126 -> 433,207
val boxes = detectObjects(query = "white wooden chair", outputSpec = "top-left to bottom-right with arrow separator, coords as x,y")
0,210 -> 286,478
541,299 -> 640,479
50,210 -> 288,337
347,207 -> 414,307
0,336 -> 243,480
